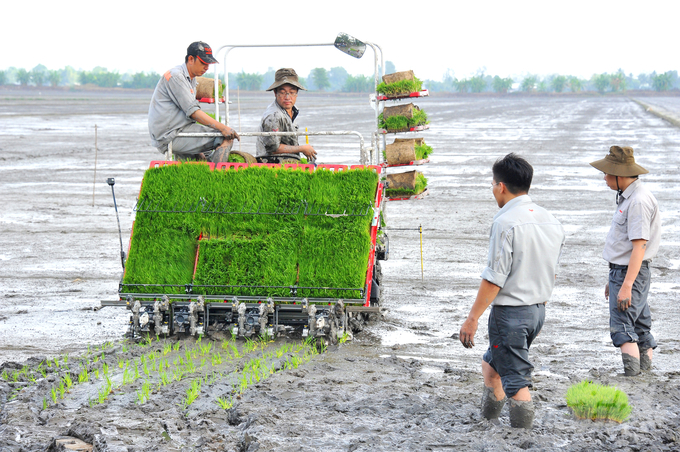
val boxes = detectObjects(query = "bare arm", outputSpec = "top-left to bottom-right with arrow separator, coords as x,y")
273,143 -> 317,160
459,279 -> 501,348
616,239 -> 648,311
190,110 -> 240,141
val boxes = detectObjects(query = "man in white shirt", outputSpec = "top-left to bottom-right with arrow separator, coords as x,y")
459,153 -> 565,429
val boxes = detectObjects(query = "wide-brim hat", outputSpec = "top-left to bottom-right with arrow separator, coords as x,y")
589,145 -> 648,177
266,68 -> 306,91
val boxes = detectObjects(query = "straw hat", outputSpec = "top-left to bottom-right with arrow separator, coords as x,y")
266,68 -> 306,91
589,146 -> 648,177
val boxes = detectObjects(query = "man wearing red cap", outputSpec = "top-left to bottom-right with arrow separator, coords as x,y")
590,146 -> 661,376
148,41 -> 239,162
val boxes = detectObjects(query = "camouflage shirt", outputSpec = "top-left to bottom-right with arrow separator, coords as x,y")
255,100 -> 299,157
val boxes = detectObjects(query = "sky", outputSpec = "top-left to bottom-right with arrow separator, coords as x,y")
2,0 -> 678,82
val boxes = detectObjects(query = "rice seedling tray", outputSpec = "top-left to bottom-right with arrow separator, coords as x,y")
386,187 -> 429,201
119,161 -> 384,307
376,89 -> 429,101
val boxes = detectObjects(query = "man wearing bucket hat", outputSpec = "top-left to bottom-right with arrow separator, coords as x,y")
255,68 -> 317,162
590,146 -> 660,376
148,41 -> 239,162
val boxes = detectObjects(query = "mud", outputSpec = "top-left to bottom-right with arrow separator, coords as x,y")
1,87 -> 680,451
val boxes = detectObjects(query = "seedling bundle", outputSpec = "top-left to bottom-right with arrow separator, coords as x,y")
385,171 -> 428,198
566,380 -> 632,422
195,76 -> 224,101
122,163 -> 380,301
376,70 -> 423,98
379,103 -> 429,133
383,138 -> 433,165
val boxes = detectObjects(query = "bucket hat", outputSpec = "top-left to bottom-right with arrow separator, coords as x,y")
187,41 -> 218,64
589,145 -> 648,177
266,68 -> 306,91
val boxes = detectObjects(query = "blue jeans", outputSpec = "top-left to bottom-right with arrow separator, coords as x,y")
483,303 -> 545,398
608,262 -> 656,349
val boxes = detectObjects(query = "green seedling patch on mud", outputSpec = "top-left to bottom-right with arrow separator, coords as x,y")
566,380 -> 632,423
122,164 -> 378,298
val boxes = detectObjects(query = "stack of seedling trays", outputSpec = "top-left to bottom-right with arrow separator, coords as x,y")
377,71 -> 431,201
120,161 -> 384,311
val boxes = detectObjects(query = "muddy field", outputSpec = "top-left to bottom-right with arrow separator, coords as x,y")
1,87 -> 680,451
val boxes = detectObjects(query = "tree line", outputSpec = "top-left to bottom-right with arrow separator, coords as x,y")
1,63 -> 678,93
428,69 -> 679,93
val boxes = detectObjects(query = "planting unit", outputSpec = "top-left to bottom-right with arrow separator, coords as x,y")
108,161 -> 385,342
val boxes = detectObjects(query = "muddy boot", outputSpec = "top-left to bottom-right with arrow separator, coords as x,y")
622,353 -> 641,376
210,140 -> 234,163
481,386 -> 506,420
639,348 -> 652,371
508,398 -> 534,429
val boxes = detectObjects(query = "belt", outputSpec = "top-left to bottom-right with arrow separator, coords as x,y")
609,261 -> 649,269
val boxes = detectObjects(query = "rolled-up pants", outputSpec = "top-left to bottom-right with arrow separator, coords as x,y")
608,262 -> 656,350
483,303 -> 545,398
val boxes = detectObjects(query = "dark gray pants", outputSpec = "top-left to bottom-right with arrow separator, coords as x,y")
170,122 -> 223,158
608,262 -> 656,349
483,303 -> 545,398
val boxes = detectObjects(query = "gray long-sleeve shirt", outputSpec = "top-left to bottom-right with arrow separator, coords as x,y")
481,195 -> 566,306
603,179 -> 660,265
148,63 -> 201,152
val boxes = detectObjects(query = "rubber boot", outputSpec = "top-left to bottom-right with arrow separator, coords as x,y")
508,398 -> 534,429
639,347 -> 652,371
622,353 -> 641,376
481,386 -> 506,420
210,140 -> 234,163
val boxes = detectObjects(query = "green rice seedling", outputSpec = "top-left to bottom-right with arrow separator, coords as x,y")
215,395 -> 233,410
63,374 -> 73,391
415,143 -> 433,160
58,381 -> 66,399
97,387 -> 107,404
184,379 -> 202,408
102,363 -> 109,376
42,397 -> 47,410
136,380 -> 152,405
78,367 -> 89,384
227,153 -> 246,163
62,354 -> 68,365
160,371 -> 170,386
376,77 -> 423,97
118,359 -> 125,369
173,341 -> 181,351
143,360 -> 150,377
2,370 -> 10,381
163,343 -> 172,356
209,352 -> 221,367
199,342 -> 212,356
566,381 -> 632,422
